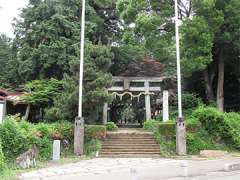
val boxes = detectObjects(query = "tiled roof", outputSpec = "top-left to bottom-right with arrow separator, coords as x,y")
0,89 -> 25,104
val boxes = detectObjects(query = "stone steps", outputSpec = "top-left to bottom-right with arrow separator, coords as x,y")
100,154 -> 161,158
100,129 -> 160,157
102,144 -> 159,148
106,138 -> 154,141
106,134 -> 154,138
101,151 -> 160,155
103,140 -> 157,144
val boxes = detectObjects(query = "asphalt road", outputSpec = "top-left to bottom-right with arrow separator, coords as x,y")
19,157 -> 240,180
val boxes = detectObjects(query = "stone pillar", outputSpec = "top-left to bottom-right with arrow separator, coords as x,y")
144,81 -> 151,120
74,117 -> 84,155
103,103 -> 108,125
0,100 -> 6,124
163,90 -> 169,122
176,117 -> 187,155
52,140 -> 61,162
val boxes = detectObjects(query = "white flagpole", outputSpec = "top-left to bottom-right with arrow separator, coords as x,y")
174,0 -> 182,118
74,0 -> 86,156
175,0 -> 186,155
78,0 -> 86,117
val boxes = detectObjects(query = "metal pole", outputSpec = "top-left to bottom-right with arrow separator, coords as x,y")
74,0 -> 85,156
174,0 -> 182,118
78,0 -> 86,118
175,0 -> 186,155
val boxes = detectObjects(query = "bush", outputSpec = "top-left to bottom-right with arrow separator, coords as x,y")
187,129 -> 223,154
52,121 -> 74,140
85,125 -> 106,141
0,141 -> 5,171
0,118 -> 73,160
0,116 -> 107,161
84,125 -> 106,156
224,112 -> 240,148
193,106 -> 240,149
143,119 -> 221,155
84,139 -> 102,156
44,107 -> 62,122
143,120 -> 159,131
106,122 -> 118,131
0,118 -> 31,160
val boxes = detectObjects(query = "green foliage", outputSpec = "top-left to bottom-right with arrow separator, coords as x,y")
48,42 -> 113,122
143,120 -> 159,131
143,118 -> 224,155
44,107 -> 63,122
181,0 -> 225,76
175,93 -> 203,110
84,139 -> 102,156
121,105 -> 136,122
187,129 -> 224,154
0,118 -> 31,160
53,121 -> 74,140
1,0 -> 118,123
117,0 -> 176,73
21,79 -> 62,105
85,125 -> 106,141
0,116 -> 107,160
110,45 -> 145,75
0,34 -> 13,88
170,93 -> 203,119
143,120 -> 176,155
181,0 -> 240,110
194,106 -> 240,149
106,122 -> 118,131
193,106 -> 224,137
0,141 -> 5,172
181,16 -> 214,75
0,117 -> 71,160
31,121 -> 74,160
84,125 -> 106,156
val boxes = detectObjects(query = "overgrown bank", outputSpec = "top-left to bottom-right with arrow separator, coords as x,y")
144,106 -> 240,155
0,116 -> 106,178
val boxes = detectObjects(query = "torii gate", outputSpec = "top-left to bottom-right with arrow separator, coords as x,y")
103,76 -> 171,124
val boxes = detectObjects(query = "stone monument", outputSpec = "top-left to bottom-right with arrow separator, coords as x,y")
52,140 -> 61,162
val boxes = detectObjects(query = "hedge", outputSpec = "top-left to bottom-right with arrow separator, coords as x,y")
0,117 -> 106,161
193,106 -> 240,149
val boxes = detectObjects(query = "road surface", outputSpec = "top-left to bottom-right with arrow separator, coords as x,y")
19,157 -> 240,180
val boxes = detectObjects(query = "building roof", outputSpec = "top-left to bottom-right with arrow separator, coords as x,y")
0,89 -> 25,104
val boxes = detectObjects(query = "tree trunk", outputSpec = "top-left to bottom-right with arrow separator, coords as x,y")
203,69 -> 215,103
23,104 -> 31,121
217,54 -> 224,112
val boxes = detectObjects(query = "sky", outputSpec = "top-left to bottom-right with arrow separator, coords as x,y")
0,0 -> 28,37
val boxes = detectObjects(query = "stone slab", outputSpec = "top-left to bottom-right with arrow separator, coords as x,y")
52,140 -> 61,162
200,150 -> 228,158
